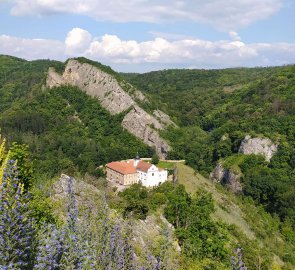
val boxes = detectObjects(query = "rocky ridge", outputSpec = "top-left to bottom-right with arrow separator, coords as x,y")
46,60 -> 174,158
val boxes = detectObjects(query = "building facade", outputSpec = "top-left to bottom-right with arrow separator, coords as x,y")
106,158 -> 168,187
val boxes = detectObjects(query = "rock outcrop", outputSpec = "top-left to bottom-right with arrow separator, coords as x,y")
51,174 -> 103,217
122,106 -> 170,155
47,67 -> 65,87
46,60 -> 175,158
153,109 -> 177,128
132,214 -> 181,254
239,135 -> 278,162
211,163 -> 243,194
47,60 -> 135,114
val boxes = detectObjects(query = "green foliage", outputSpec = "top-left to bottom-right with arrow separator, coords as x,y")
119,183 -> 149,219
164,126 -> 213,175
229,226 -> 272,270
280,218 -> 295,243
164,184 -> 191,228
0,85 -> 151,177
9,142 -> 33,190
117,182 -> 229,265
151,153 -> 159,165
123,64 -> 295,229
29,188 -> 57,225
0,55 -> 64,112
166,188 -> 229,262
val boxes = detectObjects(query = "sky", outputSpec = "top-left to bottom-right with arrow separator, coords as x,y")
0,0 -> 295,72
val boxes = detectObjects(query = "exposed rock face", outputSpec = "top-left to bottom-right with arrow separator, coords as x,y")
239,135 -> 278,162
48,60 -> 135,114
133,214 -> 181,254
47,67 -> 65,87
46,60 -> 175,158
211,163 -> 243,194
122,105 -> 170,155
210,163 -> 225,182
133,90 -> 146,102
52,174 -> 102,212
153,109 -> 177,128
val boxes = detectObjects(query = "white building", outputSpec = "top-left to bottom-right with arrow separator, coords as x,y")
106,157 -> 168,187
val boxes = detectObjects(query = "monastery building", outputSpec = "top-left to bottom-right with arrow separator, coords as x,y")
106,157 -> 167,187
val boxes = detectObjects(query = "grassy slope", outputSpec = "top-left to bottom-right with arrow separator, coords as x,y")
176,163 -> 255,239
176,163 -> 295,268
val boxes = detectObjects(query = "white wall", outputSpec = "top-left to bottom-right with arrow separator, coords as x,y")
138,165 -> 168,187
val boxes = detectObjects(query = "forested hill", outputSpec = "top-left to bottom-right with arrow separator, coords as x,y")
0,55 -> 152,176
121,65 -> 294,126
122,66 -> 295,229
1,55 -> 295,268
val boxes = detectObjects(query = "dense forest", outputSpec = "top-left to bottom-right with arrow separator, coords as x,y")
122,66 -> 295,230
1,54 -> 295,269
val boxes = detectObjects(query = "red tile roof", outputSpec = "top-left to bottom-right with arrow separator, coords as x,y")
136,161 -> 152,172
106,161 -> 137,175
106,160 -> 155,175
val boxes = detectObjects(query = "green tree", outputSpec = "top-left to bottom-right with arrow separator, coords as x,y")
151,153 -> 159,165
165,184 -> 191,228
119,183 -> 149,219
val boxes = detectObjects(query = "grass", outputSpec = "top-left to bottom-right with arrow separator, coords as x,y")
222,154 -> 245,173
175,163 -> 295,268
175,163 -> 255,239
157,161 -> 176,169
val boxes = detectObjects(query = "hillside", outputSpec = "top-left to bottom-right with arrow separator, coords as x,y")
0,55 -> 295,269
176,163 -> 295,269
46,57 -> 175,158
122,66 -> 295,231
0,55 -> 152,176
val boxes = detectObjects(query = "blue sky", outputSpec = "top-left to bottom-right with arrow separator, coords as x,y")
0,0 -> 295,72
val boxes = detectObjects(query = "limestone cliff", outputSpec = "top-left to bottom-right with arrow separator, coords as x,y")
47,60 -> 134,114
122,105 -> 170,156
210,163 -> 243,194
239,135 -> 278,162
46,59 -> 174,158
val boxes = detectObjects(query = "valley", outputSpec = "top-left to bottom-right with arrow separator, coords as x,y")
0,55 -> 294,269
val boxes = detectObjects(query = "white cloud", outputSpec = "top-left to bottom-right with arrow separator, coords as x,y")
10,0 -> 283,31
65,28 -> 92,55
1,28 -> 295,72
229,31 -> 241,41
0,34 -> 64,60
